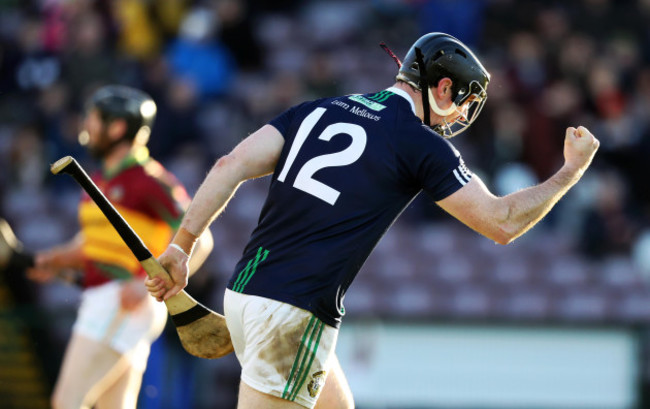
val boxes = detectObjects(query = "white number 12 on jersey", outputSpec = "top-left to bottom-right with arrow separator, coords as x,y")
277,107 -> 367,205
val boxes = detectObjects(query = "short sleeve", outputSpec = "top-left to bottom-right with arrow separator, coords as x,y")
268,102 -> 311,138
397,125 -> 473,201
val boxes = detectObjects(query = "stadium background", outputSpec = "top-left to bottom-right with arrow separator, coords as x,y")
2,0 -> 650,408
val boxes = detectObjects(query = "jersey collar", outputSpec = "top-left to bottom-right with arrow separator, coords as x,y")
103,146 -> 150,179
386,86 -> 416,115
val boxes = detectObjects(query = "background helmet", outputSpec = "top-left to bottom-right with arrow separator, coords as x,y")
396,33 -> 490,137
86,85 -> 157,143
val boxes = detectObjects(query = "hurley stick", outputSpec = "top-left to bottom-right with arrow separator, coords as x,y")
51,156 -> 232,359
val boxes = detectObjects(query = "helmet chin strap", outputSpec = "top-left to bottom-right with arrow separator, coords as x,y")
414,48 -> 430,127
415,47 -> 459,128
428,88 -> 459,116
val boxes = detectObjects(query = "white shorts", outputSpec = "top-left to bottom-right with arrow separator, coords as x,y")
73,280 -> 168,371
224,289 -> 338,408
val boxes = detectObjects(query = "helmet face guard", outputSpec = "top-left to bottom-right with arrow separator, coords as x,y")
396,33 -> 490,138
431,79 -> 487,138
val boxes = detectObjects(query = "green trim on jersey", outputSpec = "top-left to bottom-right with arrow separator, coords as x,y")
367,90 -> 395,102
95,263 -> 133,280
348,93 -> 391,111
232,246 -> 269,293
103,146 -> 150,180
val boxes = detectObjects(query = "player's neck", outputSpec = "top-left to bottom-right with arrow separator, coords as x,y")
393,82 -> 426,121
101,142 -> 132,173
393,81 -> 444,126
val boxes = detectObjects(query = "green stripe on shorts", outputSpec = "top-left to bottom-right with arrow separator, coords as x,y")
282,315 -> 325,401
290,321 -> 324,401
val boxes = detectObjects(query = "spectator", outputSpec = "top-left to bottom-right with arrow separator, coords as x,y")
165,7 -> 236,100
578,168 -> 641,259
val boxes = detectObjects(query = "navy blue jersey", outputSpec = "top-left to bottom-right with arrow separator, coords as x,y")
227,87 -> 472,327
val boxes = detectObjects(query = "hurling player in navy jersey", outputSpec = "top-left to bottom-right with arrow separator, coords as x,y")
146,33 -> 599,409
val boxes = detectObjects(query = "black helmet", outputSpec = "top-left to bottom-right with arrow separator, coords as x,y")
396,33 -> 490,137
87,85 -> 157,142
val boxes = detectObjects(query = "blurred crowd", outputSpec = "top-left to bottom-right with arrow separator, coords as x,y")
3,0 -> 650,407
2,0 -> 650,261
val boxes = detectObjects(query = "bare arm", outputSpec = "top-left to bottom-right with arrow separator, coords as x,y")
26,232 -> 85,283
152,125 -> 285,299
437,126 -> 599,245
36,232 -> 84,269
181,125 -> 284,236
187,228 -> 214,276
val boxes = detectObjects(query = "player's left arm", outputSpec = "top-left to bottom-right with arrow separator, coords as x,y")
435,175 -> 553,245
437,128 -> 598,244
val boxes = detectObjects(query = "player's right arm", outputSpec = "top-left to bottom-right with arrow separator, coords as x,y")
437,126 -> 599,245
187,228 -> 214,277
149,125 -> 285,301
26,232 -> 85,282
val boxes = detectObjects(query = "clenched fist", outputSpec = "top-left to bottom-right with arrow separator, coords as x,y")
563,126 -> 600,174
